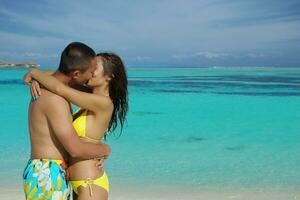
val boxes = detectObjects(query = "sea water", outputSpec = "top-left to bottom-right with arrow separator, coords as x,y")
0,67 -> 299,192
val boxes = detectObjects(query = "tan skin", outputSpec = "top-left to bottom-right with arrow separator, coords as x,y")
25,56 -> 113,200
25,58 -> 111,163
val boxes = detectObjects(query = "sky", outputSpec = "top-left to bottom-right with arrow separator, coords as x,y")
0,0 -> 300,68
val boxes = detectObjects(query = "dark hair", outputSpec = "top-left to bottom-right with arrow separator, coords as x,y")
97,52 -> 128,137
58,42 -> 96,74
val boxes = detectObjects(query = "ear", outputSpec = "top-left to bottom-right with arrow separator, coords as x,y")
105,74 -> 114,82
70,70 -> 81,80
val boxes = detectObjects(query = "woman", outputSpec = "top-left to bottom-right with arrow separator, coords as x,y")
27,52 -> 128,200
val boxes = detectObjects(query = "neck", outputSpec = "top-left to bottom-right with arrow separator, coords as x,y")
93,85 -> 109,97
52,71 -> 72,85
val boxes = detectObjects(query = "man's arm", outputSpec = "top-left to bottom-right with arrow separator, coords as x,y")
45,95 -> 110,159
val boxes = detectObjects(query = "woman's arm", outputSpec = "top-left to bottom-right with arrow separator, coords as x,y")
71,84 -> 93,93
24,69 -> 110,113
28,71 -> 55,98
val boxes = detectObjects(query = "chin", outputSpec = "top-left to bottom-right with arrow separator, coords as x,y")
87,82 -> 94,88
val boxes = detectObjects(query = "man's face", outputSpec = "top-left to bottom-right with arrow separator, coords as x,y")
71,58 -> 97,85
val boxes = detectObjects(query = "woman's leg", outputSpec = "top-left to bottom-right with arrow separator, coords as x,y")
77,185 -> 108,200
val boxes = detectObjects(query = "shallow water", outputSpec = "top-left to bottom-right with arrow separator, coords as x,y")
0,67 -> 299,191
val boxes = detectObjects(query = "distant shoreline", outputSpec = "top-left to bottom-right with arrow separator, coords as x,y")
124,66 -> 300,71
0,63 -> 39,68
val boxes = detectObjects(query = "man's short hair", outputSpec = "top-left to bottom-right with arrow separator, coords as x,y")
58,42 -> 96,74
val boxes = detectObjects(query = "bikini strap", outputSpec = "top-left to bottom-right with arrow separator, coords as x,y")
84,178 -> 95,196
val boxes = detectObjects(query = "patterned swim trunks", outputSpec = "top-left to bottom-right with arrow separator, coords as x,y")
23,159 -> 71,200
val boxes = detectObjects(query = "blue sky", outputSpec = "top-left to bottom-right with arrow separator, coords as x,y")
0,0 -> 300,67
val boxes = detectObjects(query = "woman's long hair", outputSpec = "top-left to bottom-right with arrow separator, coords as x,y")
97,52 -> 128,137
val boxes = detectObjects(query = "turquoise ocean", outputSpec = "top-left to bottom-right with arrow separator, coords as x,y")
0,67 -> 299,192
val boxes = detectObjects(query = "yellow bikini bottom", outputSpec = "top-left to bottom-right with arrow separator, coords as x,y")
70,172 -> 109,196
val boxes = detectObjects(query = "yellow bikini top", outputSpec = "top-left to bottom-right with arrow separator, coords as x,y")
72,109 -> 100,142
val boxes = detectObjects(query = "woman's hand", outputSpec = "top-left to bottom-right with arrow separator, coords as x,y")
23,69 -> 39,84
30,80 -> 42,99
24,69 -> 42,100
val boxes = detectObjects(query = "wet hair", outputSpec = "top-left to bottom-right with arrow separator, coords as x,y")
58,42 -> 96,74
97,52 -> 128,137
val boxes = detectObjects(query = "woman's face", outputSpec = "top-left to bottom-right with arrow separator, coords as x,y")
87,56 -> 109,87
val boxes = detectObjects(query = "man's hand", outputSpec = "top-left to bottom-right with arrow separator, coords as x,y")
94,157 -> 105,170
101,144 -> 111,157
94,144 -> 110,170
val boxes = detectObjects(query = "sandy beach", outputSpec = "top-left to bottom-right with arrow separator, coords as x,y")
1,183 -> 299,200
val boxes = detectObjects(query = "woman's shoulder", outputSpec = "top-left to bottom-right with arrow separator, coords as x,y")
94,94 -> 114,110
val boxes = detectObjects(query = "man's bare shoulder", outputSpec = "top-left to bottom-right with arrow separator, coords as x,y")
37,88 -> 69,110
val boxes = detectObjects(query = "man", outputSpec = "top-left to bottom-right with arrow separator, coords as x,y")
23,42 -> 110,199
